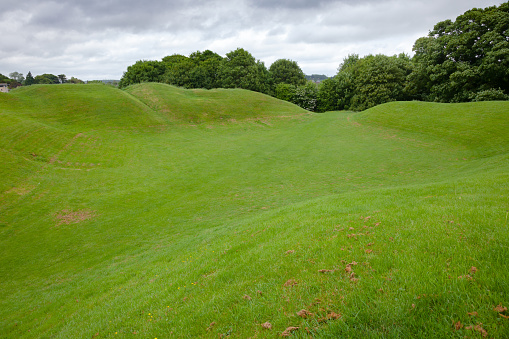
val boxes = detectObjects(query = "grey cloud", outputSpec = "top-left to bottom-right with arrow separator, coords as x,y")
249,0 -> 376,10
1,0 -> 505,80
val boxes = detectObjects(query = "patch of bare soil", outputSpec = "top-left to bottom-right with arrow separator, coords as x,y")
54,209 -> 97,226
5,184 -> 35,196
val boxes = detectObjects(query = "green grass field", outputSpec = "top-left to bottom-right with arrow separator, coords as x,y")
1,83 -> 508,338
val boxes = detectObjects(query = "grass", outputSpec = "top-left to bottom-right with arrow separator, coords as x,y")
0,83 -> 508,338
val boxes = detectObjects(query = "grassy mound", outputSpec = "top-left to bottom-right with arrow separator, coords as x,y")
0,87 -> 508,338
357,101 -> 509,156
2,84 -> 166,130
125,82 -> 308,123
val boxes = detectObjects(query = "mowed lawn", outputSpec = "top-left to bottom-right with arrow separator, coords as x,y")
0,84 -> 508,338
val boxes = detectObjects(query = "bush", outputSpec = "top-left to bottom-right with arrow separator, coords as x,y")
470,88 -> 509,102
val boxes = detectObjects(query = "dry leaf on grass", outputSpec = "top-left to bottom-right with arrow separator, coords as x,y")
454,321 -> 463,330
281,327 -> 299,337
470,266 -> 478,274
465,323 -> 488,337
318,269 -> 334,273
206,322 -> 216,331
468,311 -> 478,317
283,279 -> 298,287
327,312 -> 341,320
261,322 -> 272,329
494,304 -> 507,313
243,294 -> 252,301
318,311 -> 341,323
365,249 -> 373,254
285,250 -> 295,254
297,309 -> 313,318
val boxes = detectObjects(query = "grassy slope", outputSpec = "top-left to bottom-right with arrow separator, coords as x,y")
0,85 -> 508,338
125,82 -> 308,123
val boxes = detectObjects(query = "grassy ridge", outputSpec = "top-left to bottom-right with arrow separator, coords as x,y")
125,83 -> 308,123
0,85 -> 508,338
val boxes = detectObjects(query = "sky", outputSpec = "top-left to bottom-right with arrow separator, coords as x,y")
0,0 -> 505,81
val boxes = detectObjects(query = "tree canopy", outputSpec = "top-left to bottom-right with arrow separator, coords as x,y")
409,2 -> 509,102
269,59 -> 306,87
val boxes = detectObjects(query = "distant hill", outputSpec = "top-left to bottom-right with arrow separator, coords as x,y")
305,74 -> 329,82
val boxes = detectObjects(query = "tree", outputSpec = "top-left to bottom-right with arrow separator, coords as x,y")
346,54 -> 412,111
58,74 -> 67,84
410,2 -> 509,102
292,82 -> 318,111
9,72 -> 24,83
269,59 -> 306,87
118,60 -> 166,88
162,54 -> 193,88
188,50 -> 223,89
218,48 -> 271,94
316,78 -> 342,112
25,71 -> 35,86
274,83 -> 296,102
68,77 -> 85,84
34,74 -> 60,84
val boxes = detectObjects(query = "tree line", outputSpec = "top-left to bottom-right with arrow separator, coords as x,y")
119,3 -> 508,111
0,72 -> 85,88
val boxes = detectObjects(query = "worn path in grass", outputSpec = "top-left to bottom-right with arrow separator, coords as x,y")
0,84 -> 508,338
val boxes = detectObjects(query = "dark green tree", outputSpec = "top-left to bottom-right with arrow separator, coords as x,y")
162,54 -> 194,88
292,82 -> 318,111
218,48 -> 271,94
269,59 -> 306,87
347,54 -> 412,111
34,74 -> 60,84
274,83 -> 297,102
188,50 -> 223,89
58,74 -> 67,84
410,2 -> 509,102
118,60 -> 166,88
24,71 -> 35,86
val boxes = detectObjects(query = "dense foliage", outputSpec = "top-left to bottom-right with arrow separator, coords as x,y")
409,2 -> 509,102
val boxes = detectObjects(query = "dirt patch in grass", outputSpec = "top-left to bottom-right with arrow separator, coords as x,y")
5,184 -> 35,195
54,209 -> 97,226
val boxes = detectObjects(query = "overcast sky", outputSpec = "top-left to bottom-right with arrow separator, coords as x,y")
1,0 -> 505,80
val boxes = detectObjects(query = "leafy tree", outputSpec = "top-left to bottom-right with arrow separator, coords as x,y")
162,54 -> 194,88
316,78 -> 343,112
188,50 -> 223,89
470,88 -> 509,102
269,59 -> 306,87
410,2 -> 509,102
118,60 -> 166,88
274,83 -> 296,102
25,71 -> 35,86
338,54 -> 360,73
69,77 -> 85,84
347,54 -> 412,111
58,74 -> 67,84
218,48 -> 271,94
292,82 -> 318,111
34,74 -> 60,84
9,72 -> 24,83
